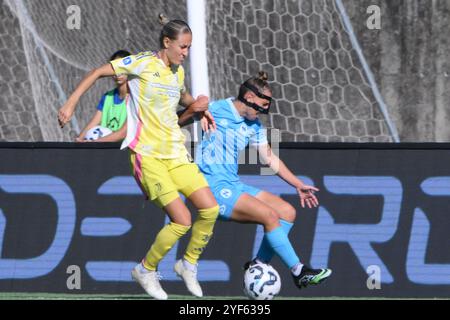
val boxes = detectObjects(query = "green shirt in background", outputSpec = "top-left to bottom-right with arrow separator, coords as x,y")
97,88 -> 127,131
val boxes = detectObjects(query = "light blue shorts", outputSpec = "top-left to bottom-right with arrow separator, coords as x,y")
208,179 -> 262,221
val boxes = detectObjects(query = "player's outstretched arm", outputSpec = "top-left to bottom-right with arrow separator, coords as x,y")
58,63 -> 115,128
258,143 -> 319,208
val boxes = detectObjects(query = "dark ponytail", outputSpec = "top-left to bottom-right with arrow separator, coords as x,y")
238,71 -> 271,99
237,71 -> 273,114
257,71 -> 269,82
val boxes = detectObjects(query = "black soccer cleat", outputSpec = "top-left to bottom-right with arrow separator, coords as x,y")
293,266 -> 332,289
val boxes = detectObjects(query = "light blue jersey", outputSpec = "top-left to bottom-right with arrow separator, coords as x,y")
196,98 -> 268,183
196,99 -> 304,272
196,98 -> 268,219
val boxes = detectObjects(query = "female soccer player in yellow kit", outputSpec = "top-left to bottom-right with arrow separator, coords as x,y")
58,15 -> 219,300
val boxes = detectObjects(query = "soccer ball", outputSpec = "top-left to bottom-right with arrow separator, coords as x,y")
84,126 -> 112,141
243,263 -> 281,300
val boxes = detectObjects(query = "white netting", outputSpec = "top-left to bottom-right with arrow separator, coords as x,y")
206,0 -> 394,142
1,0 -> 395,142
4,0 -> 188,141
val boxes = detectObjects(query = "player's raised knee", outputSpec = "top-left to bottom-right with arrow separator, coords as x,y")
174,216 -> 192,227
264,210 -> 281,229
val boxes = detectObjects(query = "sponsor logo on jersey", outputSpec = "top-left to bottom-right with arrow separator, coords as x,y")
219,204 -> 226,215
123,57 -> 132,65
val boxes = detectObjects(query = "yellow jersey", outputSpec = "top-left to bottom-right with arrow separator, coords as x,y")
111,51 -> 188,159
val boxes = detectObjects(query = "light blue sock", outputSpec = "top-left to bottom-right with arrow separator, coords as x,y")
265,226 -> 300,269
256,219 -> 294,263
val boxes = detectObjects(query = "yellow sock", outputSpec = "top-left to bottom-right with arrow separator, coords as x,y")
143,222 -> 191,271
184,205 -> 219,265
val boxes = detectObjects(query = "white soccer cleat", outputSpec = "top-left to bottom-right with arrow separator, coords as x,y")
174,259 -> 203,297
131,265 -> 168,300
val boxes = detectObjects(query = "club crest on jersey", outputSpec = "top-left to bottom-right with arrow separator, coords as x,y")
220,188 -> 232,199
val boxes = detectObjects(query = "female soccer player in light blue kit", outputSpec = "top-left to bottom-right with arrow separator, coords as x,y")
179,71 -> 332,289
